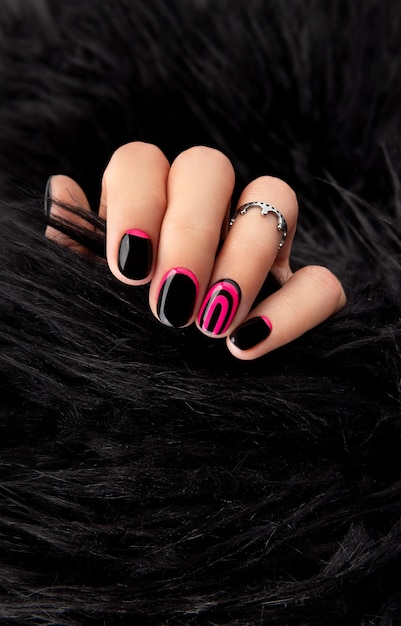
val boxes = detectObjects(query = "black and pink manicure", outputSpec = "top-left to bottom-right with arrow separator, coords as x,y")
118,229 -> 152,280
157,268 -> 199,328
198,279 -> 241,336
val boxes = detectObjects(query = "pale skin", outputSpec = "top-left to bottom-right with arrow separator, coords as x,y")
45,142 -> 346,360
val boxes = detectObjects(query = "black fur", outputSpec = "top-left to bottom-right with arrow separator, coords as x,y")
0,1 -> 400,624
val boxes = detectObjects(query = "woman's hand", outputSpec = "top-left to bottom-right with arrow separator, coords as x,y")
45,142 -> 346,360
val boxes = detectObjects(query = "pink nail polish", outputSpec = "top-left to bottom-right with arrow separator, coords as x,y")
198,279 -> 241,335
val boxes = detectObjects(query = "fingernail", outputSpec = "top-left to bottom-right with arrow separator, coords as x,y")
198,279 -> 241,335
157,268 -> 199,327
118,229 -> 153,280
44,176 -> 53,217
229,316 -> 272,350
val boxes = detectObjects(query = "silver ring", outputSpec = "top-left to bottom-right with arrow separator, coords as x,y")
229,201 -> 288,250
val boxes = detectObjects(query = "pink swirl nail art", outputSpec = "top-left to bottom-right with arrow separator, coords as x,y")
198,279 -> 241,335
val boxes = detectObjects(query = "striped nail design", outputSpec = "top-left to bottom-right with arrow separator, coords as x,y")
198,279 -> 241,335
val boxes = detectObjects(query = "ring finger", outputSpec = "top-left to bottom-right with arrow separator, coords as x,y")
196,175 -> 298,337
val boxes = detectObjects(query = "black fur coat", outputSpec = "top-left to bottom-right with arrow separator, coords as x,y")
0,1 -> 400,624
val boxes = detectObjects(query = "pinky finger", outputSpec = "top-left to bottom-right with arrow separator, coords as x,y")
227,265 -> 346,360
45,175 -> 97,254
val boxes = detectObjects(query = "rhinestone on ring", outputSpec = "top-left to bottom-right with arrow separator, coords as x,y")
229,201 -> 288,250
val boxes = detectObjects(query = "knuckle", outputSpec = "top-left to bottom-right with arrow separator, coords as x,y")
103,142 -> 169,190
107,141 -> 167,170
301,265 -> 346,309
244,176 -> 299,223
104,141 -> 167,178
174,145 -> 234,175
258,175 -> 297,196
166,220 -> 218,243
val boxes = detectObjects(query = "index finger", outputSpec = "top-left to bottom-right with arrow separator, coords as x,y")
101,142 -> 170,285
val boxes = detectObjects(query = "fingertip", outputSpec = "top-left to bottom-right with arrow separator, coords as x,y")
108,257 -> 155,287
227,315 -> 273,360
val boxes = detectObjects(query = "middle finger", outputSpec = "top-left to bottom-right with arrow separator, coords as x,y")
149,146 -> 235,328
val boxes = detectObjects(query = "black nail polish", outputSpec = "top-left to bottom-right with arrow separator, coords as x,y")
44,176 -> 53,217
230,316 -> 272,350
118,229 -> 152,280
157,268 -> 199,328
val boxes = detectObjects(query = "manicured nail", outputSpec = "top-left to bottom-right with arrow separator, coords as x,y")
229,316 -> 272,350
44,176 -> 53,217
198,279 -> 241,335
118,229 -> 152,280
157,268 -> 199,327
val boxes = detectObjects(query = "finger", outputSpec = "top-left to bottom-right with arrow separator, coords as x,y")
44,175 -> 93,253
101,142 -> 170,285
227,265 -> 346,360
196,176 -> 298,337
148,146 -> 235,327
